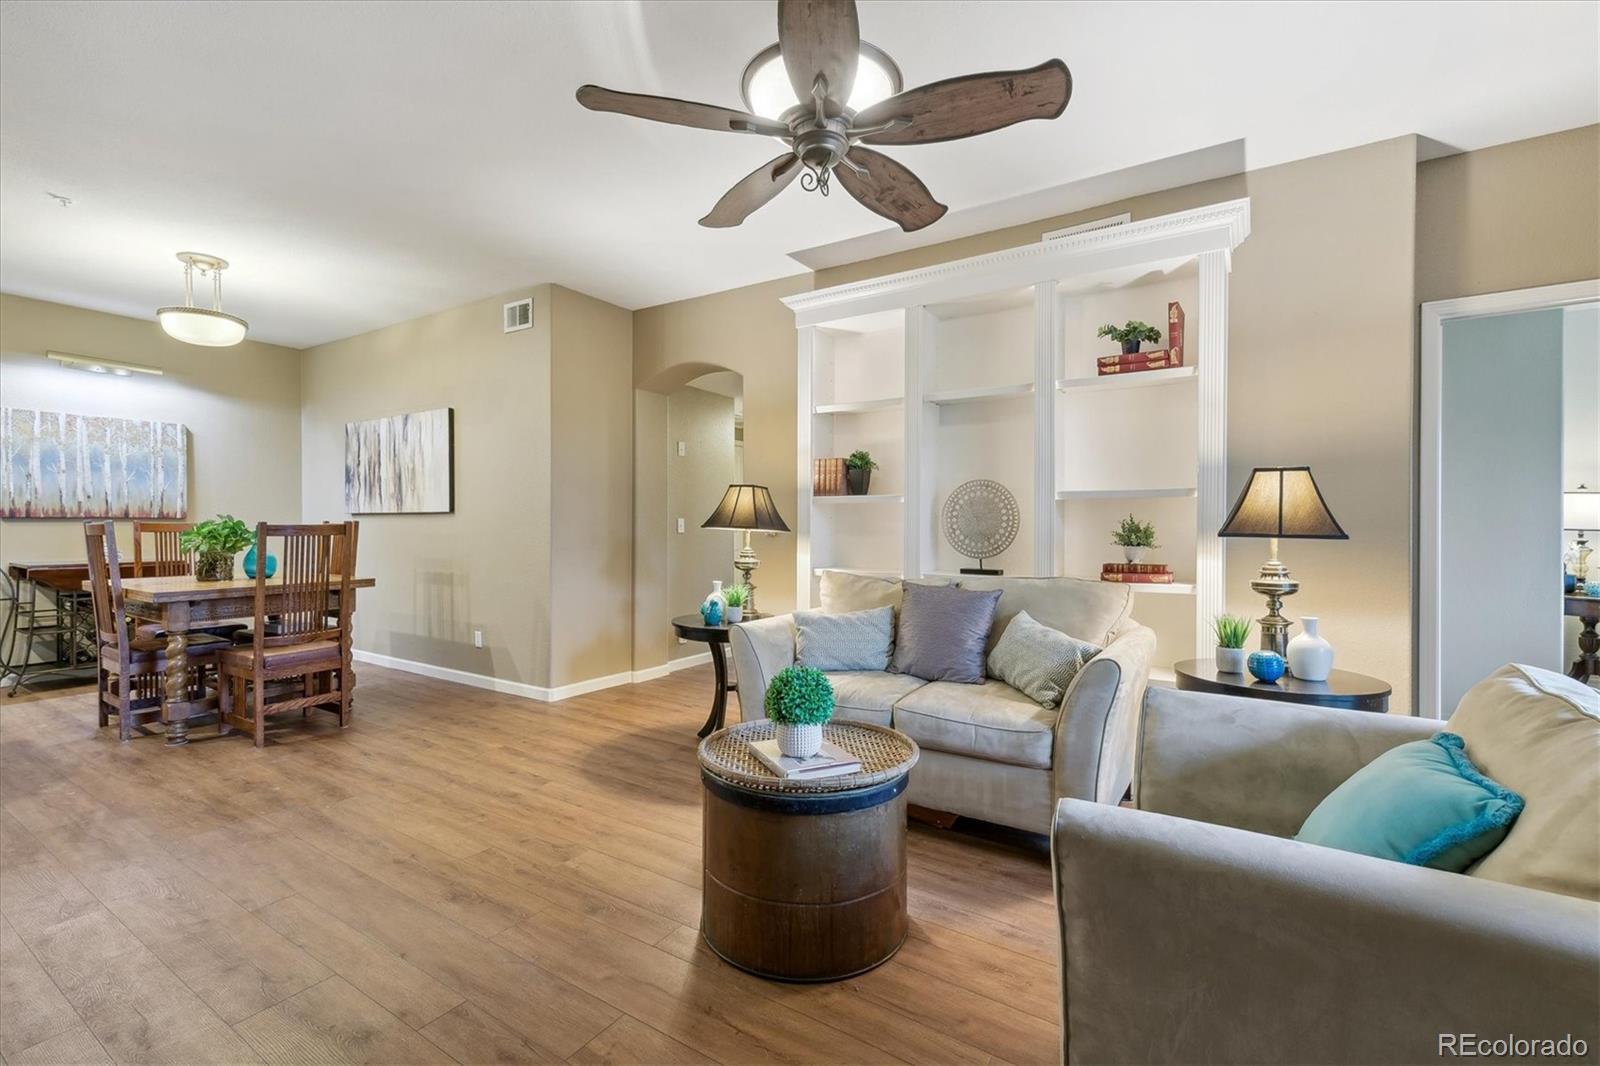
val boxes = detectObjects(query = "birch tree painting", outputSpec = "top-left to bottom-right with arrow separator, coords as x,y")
0,408 -> 187,518
344,407 -> 454,514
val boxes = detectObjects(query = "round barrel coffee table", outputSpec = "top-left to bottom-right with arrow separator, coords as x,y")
697,720 -> 919,982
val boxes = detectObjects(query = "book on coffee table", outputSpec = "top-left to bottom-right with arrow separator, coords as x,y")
748,738 -> 862,780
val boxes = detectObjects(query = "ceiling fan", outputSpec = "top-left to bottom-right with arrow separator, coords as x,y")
575,0 -> 1071,232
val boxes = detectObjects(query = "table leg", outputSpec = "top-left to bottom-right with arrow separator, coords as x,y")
698,643 -> 730,739
164,630 -> 190,746
1571,617 -> 1599,683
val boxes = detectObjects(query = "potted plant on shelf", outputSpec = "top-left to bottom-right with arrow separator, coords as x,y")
1213,614 -> 1252,674
1111,514 -> 1158,563
764,664 -> 834,759
1096,320 -> 1164,356
723,584 -> 747,624
844,450 -> 877,495
179,515 -> 254,582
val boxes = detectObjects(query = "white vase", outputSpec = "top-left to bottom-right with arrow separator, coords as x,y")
774,722 -> 822,759
724,605 -> 743,624
1215,646 -> 1248,674
702,580 -> 727,622
1123,546 -> 1147,563
1287,616 -> 1334,681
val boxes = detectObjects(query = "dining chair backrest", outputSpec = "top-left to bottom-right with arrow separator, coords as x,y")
83,521 -> 129,658
249,522 -> 358,652
132,520 -> 193,577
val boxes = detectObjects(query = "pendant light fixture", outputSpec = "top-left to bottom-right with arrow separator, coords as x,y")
156,252 -> 248,347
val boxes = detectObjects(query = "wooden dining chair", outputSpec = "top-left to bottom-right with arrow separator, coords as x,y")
219,522 -> 358,747
130,520 -> 248,641
84,522 -> 228,742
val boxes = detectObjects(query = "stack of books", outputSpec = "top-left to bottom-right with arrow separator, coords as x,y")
749,738 -> 862,780
812,458 -> 846,496
1097,301 -> 1185,376
1100,562 -> 1174,584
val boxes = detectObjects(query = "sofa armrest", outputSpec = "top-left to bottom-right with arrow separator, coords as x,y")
728,614 -> 795,721
1052,799 -> 1600,1066
1053,621 -> 1156,804
1135,686 -> 1442,837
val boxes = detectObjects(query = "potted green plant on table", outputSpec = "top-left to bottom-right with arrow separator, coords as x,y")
1111,514 -> 1158,563
722,584 -> 747,624
845,450 -> 877,495
764,664 -> 834,759
1213,614 -> 1253,674
179,515 -> 254,582
1096,320 -> 1164,356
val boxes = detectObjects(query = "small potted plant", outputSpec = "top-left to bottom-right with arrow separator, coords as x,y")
723,584 -> 747,624
1110,514 -> 1158,563
1213,614 -> 1252,674
1096,320 -> 1164,356
844,450 -> 877,495
764,664 -> 834,759
179,515 -> 254,582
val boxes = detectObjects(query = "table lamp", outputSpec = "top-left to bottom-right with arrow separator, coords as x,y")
1218,466 -> 1347,656
702,484 -> 790,618
1564,485 -> 1600,587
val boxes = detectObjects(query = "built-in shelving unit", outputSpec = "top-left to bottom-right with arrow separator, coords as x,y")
784,199 -> 1251,663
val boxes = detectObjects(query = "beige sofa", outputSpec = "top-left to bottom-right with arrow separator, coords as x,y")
1052,666 -> 1600,1065
730,571 -> 1156,834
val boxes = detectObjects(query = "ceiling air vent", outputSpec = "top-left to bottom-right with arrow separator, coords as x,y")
1041,213 -> 1132,242
503,298 -> 533,333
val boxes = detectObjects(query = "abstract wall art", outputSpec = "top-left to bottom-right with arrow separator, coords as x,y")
0,408 -> 188,519
344,407 -> 454,514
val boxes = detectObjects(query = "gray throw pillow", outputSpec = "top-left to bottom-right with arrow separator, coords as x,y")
795,606 -> 893,672
987,610 -> 1102,708
892,582 -> 1003,683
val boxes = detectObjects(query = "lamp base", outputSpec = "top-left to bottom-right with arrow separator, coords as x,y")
1251,549 -> 1299,657
734,534 -> 760,618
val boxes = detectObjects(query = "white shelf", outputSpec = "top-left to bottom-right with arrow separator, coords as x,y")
813,397 -> 903,415
1056,366 -> 1197,393
812,493 -> 904,504
1129,582 -> 1196,595
813,568 -> 901,578
924,382 -> 1035,406
1056,487 -> 1197,500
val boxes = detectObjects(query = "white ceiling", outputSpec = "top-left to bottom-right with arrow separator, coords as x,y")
1,1 -> 1595,349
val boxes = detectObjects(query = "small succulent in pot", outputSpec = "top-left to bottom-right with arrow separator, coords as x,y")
179,515 -> 254,582
1110,513 -> 1159,563
764,664 -> 834,759
1096,320 -> 1164,355
722,584 -> 747,624
1212,614 -> 1253,674
844,449 -> 877,495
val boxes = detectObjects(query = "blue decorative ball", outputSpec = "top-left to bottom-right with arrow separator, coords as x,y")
1247,651 -> 1286,683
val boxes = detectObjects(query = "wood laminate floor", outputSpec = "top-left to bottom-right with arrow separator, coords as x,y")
0,664 -> 1059,1065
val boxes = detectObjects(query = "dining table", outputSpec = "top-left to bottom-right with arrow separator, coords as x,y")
86,573 -> 376,745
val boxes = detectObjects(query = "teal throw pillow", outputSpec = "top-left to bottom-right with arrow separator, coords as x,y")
1295,732 -> 1524,872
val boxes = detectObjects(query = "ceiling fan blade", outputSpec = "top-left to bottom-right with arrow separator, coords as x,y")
699,154 -> 803,228
853,59 -> 1071,146
576,85 -> 789,138
778,0 -> 860,116
834,147 -> 947,232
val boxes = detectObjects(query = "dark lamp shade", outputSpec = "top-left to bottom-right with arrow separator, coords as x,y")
1218,466 -> 1347,539
702,484 -> 790,533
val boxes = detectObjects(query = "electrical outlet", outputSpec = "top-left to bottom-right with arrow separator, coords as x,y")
676,441 -> 686,457
472,629 -> 484,649
676,518 -> 685,534
678,637 -> 687,644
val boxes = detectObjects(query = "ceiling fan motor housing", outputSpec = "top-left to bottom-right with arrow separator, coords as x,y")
789,115 -> 852,171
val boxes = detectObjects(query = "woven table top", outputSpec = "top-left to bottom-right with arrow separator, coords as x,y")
698,720 -> 919,795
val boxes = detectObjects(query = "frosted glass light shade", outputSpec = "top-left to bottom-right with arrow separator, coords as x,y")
157,306 -> 248,347
1564,488 -> 1600,531
741,43 -> 901,121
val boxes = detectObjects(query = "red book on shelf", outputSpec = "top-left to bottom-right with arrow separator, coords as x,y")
1168,301 -> 1185,365
1100,571 -> 1176,584
1102,562 -> 1172,575
1097,353 -> 1178,375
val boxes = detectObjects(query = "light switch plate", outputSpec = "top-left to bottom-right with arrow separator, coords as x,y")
676,518 -> 685,534
677,441 -> 686,457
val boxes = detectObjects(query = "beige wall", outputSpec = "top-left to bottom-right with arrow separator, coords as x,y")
549,285 -> 634,687
300,287 -> 553,687
633,390 -> 670,669
1417,124 -> 1600,305
668,385 -> 738,660
0,294 -> 303,565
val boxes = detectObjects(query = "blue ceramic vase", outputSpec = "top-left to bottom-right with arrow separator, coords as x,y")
1247,651 -> 1286,683
700,600 -> 723,626
243,547 -> 277,580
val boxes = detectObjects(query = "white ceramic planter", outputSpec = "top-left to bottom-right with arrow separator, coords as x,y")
1287,616 -> 1334,681
724,605 -> 743,624
1123,546 -> 1147,563
774,722 -> 823,759
1216,646 -> 1248,674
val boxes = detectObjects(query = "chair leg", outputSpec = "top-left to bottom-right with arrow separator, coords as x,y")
252,675 -> 266,748
117,681 -> 132,744
218,670 -> 233,737
97,667 -> 109,728
303,672 -> 313,717
338,668 -> 351,728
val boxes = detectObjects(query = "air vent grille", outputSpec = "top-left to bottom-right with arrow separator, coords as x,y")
503,298 -> 533,333
1041,213 -> 1132,241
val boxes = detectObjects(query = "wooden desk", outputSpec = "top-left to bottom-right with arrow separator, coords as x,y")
8,560 -> 134,590
1567,593 -> 1600,683
89,575 -> 376,745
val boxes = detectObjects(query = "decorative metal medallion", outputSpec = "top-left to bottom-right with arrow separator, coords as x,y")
941,479 -> 1019,569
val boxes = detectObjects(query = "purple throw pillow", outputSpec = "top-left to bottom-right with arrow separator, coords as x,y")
891,582 -> 1003,683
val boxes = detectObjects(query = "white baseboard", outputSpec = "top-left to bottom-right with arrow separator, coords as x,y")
351,648 -> 712,704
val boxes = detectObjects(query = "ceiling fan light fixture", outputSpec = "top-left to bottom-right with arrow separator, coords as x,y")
740,41 -> 901,122
156,252 -> 248,347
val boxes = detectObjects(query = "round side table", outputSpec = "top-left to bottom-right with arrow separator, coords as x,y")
672,614 -> 737,738
1175,659 -> 1392,712
697,720 -> 919,982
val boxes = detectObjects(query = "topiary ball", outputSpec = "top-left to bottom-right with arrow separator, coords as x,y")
764,665 -> 835,726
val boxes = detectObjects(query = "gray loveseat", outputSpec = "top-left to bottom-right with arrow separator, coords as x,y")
730,571 -> 1156,834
